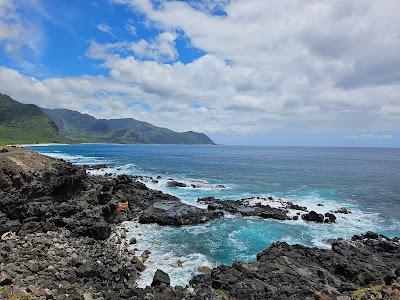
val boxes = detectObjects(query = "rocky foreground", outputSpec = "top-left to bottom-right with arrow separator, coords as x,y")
0,147 -> 399,300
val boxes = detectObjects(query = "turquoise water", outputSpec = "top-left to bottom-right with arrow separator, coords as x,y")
27,144 -> 400,286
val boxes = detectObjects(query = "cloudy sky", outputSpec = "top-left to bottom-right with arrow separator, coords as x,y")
0,0 -> 399,147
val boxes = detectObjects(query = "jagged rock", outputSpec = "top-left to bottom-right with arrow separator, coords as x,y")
302,211 -> 325,222
139,200 -> 223,226
132,256 -> 145,272
198,197 -> 290,221
151,269 -> 170,287
141,250 -> 151,262
335,207 -> 351,214
190,233 -> 400,300
287,202 -> 308,211
167,180 -> 187,188
324,212 -> 337,223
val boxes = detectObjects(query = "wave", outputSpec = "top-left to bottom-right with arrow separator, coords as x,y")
123,221 -> 214,288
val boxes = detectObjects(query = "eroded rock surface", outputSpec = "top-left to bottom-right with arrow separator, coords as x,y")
190,232 -> 400,300
139,200 -> 223,226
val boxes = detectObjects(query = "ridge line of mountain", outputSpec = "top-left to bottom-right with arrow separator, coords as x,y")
0,93 -> 215,145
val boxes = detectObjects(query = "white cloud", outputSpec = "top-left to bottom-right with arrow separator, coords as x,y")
96,23 -> 115,37
1,0 -> 400,137
131,31 -> 178,62
0,0 -> 43,54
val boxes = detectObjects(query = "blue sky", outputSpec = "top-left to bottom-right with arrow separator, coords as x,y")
0,0 -> 400,147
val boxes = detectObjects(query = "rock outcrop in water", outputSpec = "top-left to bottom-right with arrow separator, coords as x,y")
198,196 -> 337,223
1,147 -> 399,299
139,200 -> 223,226
190,232 -> 400,300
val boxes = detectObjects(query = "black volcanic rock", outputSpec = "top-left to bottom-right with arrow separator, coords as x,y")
301,210 -> 325,222
1,147 -> 400,300
139,200 -> 223,226
167,180 -> 188,188
190,233 -> 400,300
151,269 -> 171,287
198,197 -> 290,221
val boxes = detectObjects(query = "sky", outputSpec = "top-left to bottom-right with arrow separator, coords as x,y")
0,0 -> 400,147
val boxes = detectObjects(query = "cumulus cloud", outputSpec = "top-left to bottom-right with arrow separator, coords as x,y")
0,0 -> 43,54
1,0 -> 400,137
131,31 -> 178,62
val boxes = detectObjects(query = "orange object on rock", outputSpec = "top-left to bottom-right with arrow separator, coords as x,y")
116,201 -> 129,212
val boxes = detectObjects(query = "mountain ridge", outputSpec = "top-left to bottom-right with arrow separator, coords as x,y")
0,93 -> 70,145
42,107 -> 215,145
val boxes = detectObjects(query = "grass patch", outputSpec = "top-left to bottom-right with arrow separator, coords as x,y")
351,284 -> 384,299
0,286 -> 32,300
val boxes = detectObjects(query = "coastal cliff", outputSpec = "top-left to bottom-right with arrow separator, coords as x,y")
0,147 -> 399,299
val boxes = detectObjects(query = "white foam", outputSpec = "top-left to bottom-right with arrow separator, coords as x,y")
37,151 -> 106,166
123,221 -> 214,287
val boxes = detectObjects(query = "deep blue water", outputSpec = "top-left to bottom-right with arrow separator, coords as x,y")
27,144 -> 400,285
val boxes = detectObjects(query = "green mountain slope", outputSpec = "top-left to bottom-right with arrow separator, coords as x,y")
0,94 -> 70,145
42,108 -> 215,144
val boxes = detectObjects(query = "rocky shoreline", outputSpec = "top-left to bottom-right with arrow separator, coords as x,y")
1,146 -> 399,299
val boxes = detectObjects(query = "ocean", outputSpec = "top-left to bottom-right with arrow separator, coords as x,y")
26,144 -> 400,287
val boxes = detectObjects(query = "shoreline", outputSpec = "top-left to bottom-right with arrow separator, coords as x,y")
1,146 -> 399,299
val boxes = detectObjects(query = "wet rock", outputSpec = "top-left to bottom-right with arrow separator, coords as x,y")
190,233 -> 400,300
139,200 -> 223,226
324,212 -> 337,223
132,256 -> 145,272
167,180 -> 187,188
287,202 -> 308,211
198,197 -> 290,221
197,266 -> 212,273
335,207 -> 351,214
151,269 -> 170,287
141,250 -> 151,262
302,211 -> 325,222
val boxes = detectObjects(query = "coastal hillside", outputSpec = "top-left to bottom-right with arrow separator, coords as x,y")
0,94 -> 69,145
42,108 -> 215,144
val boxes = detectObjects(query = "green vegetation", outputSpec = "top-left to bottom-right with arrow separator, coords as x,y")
0,286 -> 32,300
0,93 -> 214,145
350,284 -> 384,299
42,108 -> 215,144
0,94 -> 70,145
